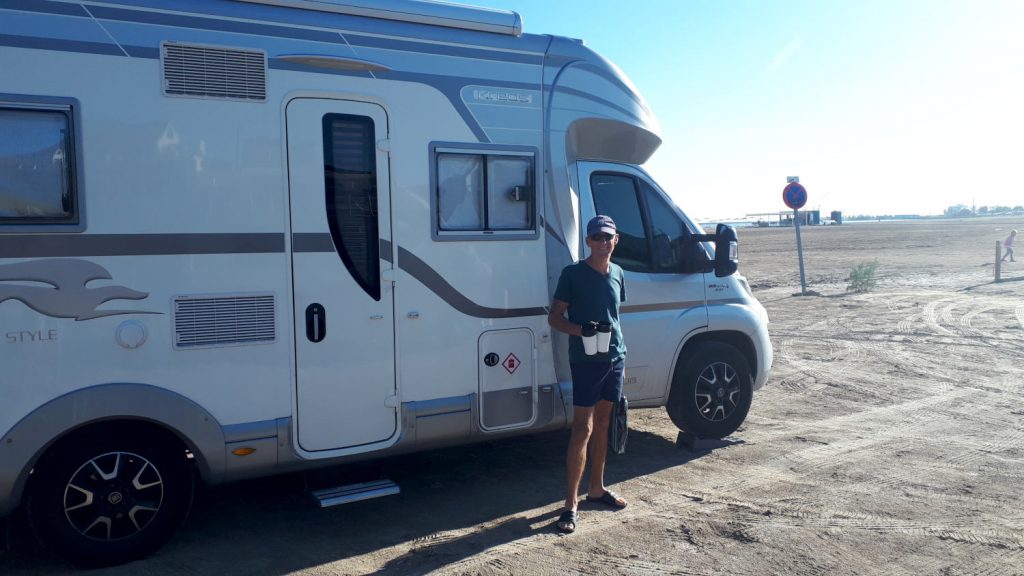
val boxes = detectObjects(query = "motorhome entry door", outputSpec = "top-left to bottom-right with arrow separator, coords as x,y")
287,98 -> 398,453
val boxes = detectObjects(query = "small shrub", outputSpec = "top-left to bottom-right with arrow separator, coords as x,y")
847,260 -> 879,293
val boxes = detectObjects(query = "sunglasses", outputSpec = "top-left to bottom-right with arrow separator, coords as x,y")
589,233 -> 615,242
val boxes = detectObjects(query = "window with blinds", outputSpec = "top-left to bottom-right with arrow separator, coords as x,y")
322,114 -> 381,301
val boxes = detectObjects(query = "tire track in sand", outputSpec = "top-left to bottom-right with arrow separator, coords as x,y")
644,488 -> 1024,552
713,388 -> 974,494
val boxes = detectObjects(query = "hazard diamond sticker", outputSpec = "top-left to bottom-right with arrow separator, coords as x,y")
502,353 -> 520,374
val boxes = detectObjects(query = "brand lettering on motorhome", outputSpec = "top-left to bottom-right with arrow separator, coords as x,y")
472,89 -> 533,104
5,329 -> 58,344
0,259 -> 155,320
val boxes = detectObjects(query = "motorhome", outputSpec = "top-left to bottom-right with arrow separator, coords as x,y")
0,0 -> 772,566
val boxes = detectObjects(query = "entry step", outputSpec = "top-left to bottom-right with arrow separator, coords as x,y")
311,479 -> 400,508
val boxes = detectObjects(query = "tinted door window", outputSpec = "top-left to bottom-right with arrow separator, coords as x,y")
323,113 -> 380,301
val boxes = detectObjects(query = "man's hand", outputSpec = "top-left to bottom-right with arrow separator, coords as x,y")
548,299 -> 582,336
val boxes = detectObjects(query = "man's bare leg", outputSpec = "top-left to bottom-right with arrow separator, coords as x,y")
587,399 -> 613,498
560,406 -> 595,531
586,399 -> 627,506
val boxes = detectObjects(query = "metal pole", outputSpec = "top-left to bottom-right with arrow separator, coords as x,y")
995,240 -> 1001,282
794,208 -> 807,295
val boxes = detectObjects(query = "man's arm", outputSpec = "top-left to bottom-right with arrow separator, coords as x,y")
548,299 -> 582,337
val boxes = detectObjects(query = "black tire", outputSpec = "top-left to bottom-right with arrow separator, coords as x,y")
27,430 -> 194,568
667,342 -> 753,439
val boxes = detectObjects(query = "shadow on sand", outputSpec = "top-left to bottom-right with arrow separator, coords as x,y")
2,415 -> 732,574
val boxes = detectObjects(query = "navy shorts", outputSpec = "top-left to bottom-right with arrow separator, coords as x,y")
570,359 -> 624,407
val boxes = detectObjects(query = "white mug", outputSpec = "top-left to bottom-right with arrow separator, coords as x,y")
581,322 -> 598,355
596,322 -> 611,354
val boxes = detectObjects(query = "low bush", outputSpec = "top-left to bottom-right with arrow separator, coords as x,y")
847,260 -> 879,293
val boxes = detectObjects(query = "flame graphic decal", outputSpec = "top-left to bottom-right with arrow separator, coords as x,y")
0,259 -> 156,320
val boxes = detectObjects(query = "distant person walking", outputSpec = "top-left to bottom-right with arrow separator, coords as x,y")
1002,229 -> 1017,263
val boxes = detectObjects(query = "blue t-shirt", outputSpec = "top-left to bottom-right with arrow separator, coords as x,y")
553,260 -> 626,364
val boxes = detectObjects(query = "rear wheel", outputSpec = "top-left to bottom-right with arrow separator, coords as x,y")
667,342 -> 753,439
28,429 -> 194,567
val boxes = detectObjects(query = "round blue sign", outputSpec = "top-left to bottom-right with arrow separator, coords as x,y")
783,182 -> 808,210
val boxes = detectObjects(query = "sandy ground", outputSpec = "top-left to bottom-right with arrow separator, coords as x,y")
3,217 -> 1023,575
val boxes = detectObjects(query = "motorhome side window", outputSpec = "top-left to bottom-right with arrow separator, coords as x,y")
435,149 -> 534,235
323,113 -> 381,301
0,106 -> 76,223
591,173 -> 692,273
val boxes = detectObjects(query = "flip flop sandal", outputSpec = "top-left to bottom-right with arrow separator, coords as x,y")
557,509 -> 577,533
586,490 -> 627,509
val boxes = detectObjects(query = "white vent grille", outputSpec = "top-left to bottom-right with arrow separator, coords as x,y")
162,42 -> 266,101
174,294 -> 276,349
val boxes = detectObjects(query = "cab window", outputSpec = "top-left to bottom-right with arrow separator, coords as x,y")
591,172 -> 698,273
642,180 -> 688,272
590,173 -> 651,272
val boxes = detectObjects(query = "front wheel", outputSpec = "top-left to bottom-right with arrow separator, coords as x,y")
667,342 -> 753,439
28,431 -> 194,567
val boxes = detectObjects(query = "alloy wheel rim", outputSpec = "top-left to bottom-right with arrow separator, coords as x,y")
63,451 -> 164,541
694,361 -> 741,422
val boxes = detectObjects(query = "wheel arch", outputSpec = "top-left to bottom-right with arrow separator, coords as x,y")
668,330 -> 758,401
0,383 -> 226,516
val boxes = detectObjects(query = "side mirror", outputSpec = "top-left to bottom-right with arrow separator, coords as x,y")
713,224 -> 738,277
687,224 -> 738,276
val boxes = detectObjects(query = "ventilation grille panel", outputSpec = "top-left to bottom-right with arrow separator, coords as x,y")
174,294 -> 276,349
162,42 -> 267,101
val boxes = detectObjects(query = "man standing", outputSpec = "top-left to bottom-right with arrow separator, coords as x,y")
548,215 -> 628,534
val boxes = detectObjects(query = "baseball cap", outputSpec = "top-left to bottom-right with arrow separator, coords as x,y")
587,215 -> 617,236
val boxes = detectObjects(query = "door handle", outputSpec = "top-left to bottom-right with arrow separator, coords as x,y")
306,303 -> 326,343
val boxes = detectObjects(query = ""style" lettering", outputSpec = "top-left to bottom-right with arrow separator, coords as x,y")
4,330 -> 58,343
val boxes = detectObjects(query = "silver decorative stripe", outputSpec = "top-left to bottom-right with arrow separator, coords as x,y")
0,233 -> 285,258
291,233 -> 393,263
396,247 -> 547,319
0,231 -> 704,319
621,300 -> 704,314
707,298 -> 748,306
291,232 -> 334,253
292,235 -> 537,318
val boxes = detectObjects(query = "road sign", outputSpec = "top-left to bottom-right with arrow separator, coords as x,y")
786,176 -> 800,183
783,182 -> 807,210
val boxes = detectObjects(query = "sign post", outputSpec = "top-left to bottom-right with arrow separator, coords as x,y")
782,179 -> 808,295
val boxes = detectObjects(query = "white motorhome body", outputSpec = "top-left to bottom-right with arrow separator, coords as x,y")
0,0 -> 771,566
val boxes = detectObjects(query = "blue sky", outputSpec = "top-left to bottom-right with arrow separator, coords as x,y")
470,0 -> 1024,219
